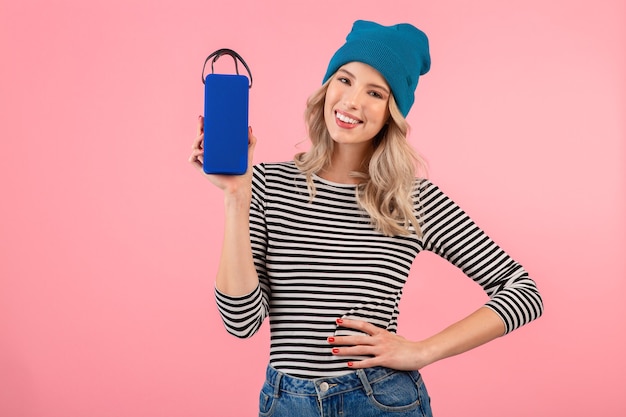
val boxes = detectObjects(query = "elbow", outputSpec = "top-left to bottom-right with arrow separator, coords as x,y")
225,324 -> 260,339
490,282 -> 545,334
222,316 -> 264,339
517,283 -> 545,329
533,287 -> 545,320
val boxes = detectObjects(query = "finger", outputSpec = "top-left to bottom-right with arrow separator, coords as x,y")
336,318 -> 381,336
189,148 -> 204,159
189,157 -> 202,169
197,115 -> 204,136
191,132 -> 204,151
328,335 -> 375,346
331,345 -> 375,357
346,358 -> 379,369
248,126 -> 257,148
188,155 -> 204,169
189,149 -> 204,165
245,126 -> 257,172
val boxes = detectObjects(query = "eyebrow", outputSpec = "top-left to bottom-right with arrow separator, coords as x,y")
337,69 -> 390,94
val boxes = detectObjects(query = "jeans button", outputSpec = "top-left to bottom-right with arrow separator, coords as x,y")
319,382 -> 329,392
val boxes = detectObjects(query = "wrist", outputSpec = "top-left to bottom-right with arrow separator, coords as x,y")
223,188 -> 251,209
413,339 -> 440,369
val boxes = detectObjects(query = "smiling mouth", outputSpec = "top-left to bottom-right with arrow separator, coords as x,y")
335,111 -> 362,125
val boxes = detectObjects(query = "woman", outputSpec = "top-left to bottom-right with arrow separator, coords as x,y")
189,20 -> 543,417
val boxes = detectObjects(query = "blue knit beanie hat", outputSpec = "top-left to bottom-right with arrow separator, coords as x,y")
323,20 -> 431,117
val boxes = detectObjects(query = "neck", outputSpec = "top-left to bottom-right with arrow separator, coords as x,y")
319,143 -> 372,184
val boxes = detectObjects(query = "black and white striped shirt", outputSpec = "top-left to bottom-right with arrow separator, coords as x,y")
215,162 -> 543,378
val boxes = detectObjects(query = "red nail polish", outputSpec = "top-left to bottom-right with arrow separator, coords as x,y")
336,318 -> 343,324
347,362 -> 353,367
332,348 -> 339,354
328,337 -> 335,343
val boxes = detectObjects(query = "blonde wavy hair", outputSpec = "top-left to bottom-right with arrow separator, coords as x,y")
294,80 -> 428,237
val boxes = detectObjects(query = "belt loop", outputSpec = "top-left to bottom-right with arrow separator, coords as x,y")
356,369 -> 373,396
273,369 -> 283,398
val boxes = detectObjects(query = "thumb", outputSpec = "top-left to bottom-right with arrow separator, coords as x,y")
247,126 -> 257,169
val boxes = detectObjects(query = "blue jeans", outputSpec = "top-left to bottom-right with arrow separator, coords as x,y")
259,365 -> 433,417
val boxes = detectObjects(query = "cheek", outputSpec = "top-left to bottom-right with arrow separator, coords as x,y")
369,104 -> 389,126
324,88 -> 340,109
323,96 -> 332,115
323,99 -> 334,124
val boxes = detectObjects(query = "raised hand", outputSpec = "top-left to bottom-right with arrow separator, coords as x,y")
188,115 -> 257,195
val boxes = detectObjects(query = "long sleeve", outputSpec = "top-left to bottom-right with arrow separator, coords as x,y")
418,180 -> 544,334
211,162 -> 544,378
214,164 -> 270,338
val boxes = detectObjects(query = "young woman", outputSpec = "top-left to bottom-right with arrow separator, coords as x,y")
189,20 -> 543,417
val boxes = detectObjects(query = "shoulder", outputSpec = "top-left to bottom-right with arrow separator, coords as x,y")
413,178 -> 441,199
252,160 -> 306,191
412,178 -> 461,214
253,160 -> 299,175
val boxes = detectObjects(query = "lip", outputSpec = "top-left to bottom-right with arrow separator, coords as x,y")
335,110 -> 362,129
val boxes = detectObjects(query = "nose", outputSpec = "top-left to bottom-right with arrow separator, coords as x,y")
343,88 -> 363,109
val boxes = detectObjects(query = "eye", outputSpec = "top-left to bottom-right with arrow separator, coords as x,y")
337,76 -> 350,85
369,91 -> 384,99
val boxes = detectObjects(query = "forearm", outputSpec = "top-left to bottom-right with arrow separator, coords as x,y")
215,190 -> 259,296
329,307 -> 506,371
420,306 -> 505,367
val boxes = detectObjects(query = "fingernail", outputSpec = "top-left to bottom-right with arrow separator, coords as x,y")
327,337 -> 335,343
347,362 -> 353,367
336,318 -> 343,324
332,348 -> 339,354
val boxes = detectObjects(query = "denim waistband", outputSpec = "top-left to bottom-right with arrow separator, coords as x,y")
265,365 -> 421,400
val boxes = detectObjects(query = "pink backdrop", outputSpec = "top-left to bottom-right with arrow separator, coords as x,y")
1,0 -> 624,416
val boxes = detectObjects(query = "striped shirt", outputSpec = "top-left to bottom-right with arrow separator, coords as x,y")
215,161 -> 543,378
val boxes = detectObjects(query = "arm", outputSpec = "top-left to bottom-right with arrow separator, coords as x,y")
418,180 -> 543,335
330,307 -> 503,370
420,306 -> 504,363
330,180 -> 543,369
216,187 -> 258,295
189,117 -> 269,337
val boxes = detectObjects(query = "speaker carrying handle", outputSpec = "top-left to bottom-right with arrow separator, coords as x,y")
201,48 -> 253,89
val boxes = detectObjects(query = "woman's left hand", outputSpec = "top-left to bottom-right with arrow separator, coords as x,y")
328,318 -> 433,371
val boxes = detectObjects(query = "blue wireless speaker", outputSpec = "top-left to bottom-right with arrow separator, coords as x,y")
201,49 -> 253,175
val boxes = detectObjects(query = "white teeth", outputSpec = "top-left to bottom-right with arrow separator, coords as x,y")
336,112 -> 360,124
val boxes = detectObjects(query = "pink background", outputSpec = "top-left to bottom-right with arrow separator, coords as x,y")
1,0 -> 624,416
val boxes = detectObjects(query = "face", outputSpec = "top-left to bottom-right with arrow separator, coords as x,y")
323,62 -> 391,148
